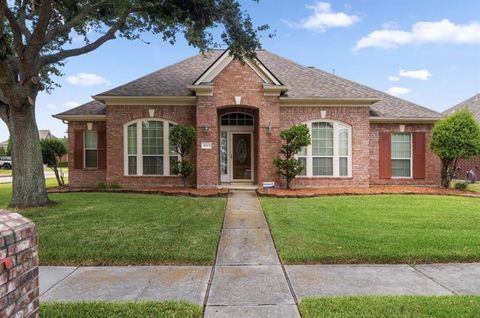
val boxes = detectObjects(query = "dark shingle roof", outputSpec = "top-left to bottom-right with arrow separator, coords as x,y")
55,100 -> 106,116
443,94 -> 480,122
56,49 -> 441,119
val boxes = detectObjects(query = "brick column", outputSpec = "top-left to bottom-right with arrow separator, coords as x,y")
196,96 -> 220,188
0,210 -> 39,318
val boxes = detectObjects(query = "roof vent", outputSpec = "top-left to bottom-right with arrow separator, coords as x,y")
307,66 -> 315,69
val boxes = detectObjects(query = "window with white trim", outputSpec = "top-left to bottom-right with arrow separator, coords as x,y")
296,121 -> 352,177
84,130 -> 98,168
391,133 -> 412,178
124,119 -> 179,176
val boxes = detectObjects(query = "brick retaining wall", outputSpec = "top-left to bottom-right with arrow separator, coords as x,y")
0,210 -> 39,318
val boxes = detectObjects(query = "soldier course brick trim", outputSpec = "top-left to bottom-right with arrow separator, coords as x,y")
54,49 -> 443,188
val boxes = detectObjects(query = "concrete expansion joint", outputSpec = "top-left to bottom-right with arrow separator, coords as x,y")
410,265 -> 457,295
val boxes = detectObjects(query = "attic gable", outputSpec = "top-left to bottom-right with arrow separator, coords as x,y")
188,50 -> 288,96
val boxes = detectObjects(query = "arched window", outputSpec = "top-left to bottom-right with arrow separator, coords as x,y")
297,120 -> 352,177
123,119 -> 179,176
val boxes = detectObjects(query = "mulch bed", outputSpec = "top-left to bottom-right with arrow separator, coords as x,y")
48,186 -> 228,197
257,185 -> 480,198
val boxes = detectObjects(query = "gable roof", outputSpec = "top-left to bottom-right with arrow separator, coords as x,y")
55,49 -> 441,120
443,94 -> 480,122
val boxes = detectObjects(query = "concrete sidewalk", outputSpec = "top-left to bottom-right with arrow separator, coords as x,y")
40,263 -> 480,304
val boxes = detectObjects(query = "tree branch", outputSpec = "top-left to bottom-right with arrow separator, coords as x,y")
40,11 -> 129,66
28,0 -> 52,56
44,0 -> 111,44
0,104 -> 9,125
4,7 -> 25,53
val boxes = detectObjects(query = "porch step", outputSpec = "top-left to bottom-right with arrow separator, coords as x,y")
219,183 -> 258,190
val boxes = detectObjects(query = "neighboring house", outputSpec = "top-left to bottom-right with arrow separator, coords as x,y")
443,94 -> 480,177
54,49 -> 442,188
38,130 -> 56,140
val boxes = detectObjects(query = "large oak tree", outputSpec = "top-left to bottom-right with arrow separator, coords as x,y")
0,0 -> 267,207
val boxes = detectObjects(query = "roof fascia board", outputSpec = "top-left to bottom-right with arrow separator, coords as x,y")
369,117 -> 441,124
53,114 -> 106,121
94,95 -> 197,106
280,97 -> 379,107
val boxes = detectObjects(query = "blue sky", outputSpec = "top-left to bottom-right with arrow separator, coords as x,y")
1,0 -> 479,140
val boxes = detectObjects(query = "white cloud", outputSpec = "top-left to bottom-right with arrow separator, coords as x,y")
64,102 -> 81,109
399,69 -> 432,80
66,73 -> 110,86
287,2 -> 360,32
386,86 -> 411,96
388,76 -> 400,82
46,103 -> 58,110
355,19 -> 480,50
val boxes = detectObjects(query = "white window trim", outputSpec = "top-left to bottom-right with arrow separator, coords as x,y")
296,120 -> 352,178
123,118 -> 180,177
84,130 -> 98,169
391,132 -> 413,179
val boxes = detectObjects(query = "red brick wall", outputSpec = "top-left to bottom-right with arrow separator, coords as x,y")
369,123 -> 441,185
0,211 -> 39,318
105,105 -> 196,188
68,121 -> 106,187
280,106 -> 371,188
196,59 -> 281,188
456,156 -> 480,179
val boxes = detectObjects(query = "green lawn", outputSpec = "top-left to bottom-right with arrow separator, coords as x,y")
40,301 -> 202,318
1,181 -> 225,265
261,195 -> 480,264
300,296 -> 480,318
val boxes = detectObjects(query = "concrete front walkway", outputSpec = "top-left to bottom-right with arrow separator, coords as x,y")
204,190 -> 300,318
39,191 -> 480,317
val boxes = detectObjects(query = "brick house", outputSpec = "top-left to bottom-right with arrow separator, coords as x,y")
443,94 -> 480,178
54,49 -> 442,188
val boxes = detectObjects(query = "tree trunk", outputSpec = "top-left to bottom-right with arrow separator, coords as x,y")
52,166 -> 63,186
8,106 -> 50,208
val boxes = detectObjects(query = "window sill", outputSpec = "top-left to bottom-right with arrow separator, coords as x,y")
123,175 -> 180,178
296,176 -> 353,179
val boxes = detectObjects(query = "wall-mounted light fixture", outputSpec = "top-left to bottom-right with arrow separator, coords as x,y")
267,122 -> 273,134
202,123 -> 210,132
87,122 -> 93,130
148,109 -> 155,118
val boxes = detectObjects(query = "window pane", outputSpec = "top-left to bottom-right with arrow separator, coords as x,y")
298,157 -> 307,176
169,156 -> 178,175
85,149 -> 97,168
169,123 -> 177,155
392,159 -> 411,177
339,128 -> 348,156
313,157 -> 333,176
128,156 -> 137,175
297,146 -> 307,157
312,122 -> 333,156
128,124 -> 137,155
339,157 -> 348,176
220,113 -> 254,126
220,131 -> 228,175
85,130 -> 97,149
143,156 -> 163,175
142,121 -> 163,155
391,133 -> 411,158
